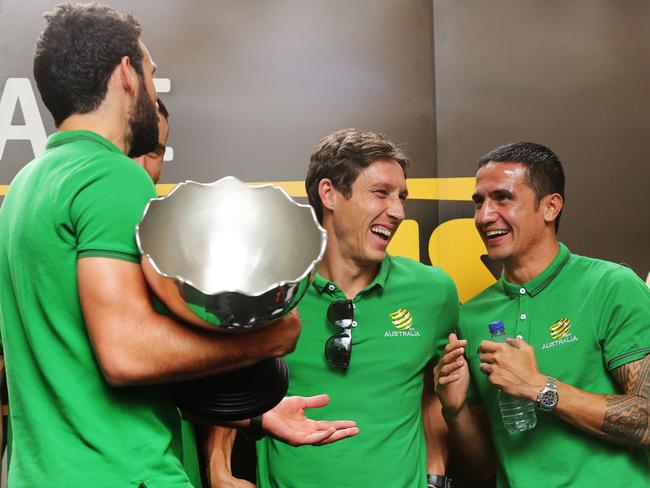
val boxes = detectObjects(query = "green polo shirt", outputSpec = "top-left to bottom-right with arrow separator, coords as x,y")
256,254 -> 459,488
459,243 -> 650,487
0,130 -> 191,487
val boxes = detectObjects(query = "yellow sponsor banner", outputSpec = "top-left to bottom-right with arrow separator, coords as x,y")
2,177 -> 475,199
150,178 -> 475,200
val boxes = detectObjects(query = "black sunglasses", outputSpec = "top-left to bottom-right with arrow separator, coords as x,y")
325,299 -> 355,369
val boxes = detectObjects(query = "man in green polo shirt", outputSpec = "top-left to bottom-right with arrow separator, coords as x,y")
210,128 -> 459,487
0,4 -> 356,487
435,142 -> 650,487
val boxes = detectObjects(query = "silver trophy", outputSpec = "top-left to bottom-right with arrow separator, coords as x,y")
136,177 -> 326,421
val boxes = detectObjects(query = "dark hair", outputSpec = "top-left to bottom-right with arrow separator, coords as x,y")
305,128 -> 409,222
33,2 -> 144,126
156,97 -> 169,119
477,142 -> 565,230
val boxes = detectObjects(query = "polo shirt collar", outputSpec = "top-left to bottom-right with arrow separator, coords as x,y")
313,253 -> 392,295
501,242 -> 571,297
45,130 -> 124,155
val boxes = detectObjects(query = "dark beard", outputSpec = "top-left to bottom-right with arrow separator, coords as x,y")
127,82 -> 159,158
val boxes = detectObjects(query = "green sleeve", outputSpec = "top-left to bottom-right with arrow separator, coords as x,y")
71,162 -> 157,263
599,267 -> 650,371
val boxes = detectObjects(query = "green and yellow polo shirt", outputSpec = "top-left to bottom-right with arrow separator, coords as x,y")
459,243 -> 650,487
257,254 -> 459,488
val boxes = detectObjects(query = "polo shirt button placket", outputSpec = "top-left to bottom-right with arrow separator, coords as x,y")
515,287 -> 529,339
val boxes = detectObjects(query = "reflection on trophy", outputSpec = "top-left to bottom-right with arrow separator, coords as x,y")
136,176 -> 327,421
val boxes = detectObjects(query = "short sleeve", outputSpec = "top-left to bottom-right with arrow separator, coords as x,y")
600,267 -> 650,371
71,161 -> 157,263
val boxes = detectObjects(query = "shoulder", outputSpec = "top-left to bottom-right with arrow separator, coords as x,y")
458,282 -> 503,332
79,152 -> 156,196
566,252 -> 646,290
390,256 -> 456,291
462,281 -> 503,310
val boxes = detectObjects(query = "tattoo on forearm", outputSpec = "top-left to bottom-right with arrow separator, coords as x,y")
602,355 -> 650,446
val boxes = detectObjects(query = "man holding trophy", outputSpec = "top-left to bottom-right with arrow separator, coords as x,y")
0,4 -> 356,487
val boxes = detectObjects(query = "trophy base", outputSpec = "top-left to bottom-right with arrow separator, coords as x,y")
171,357 -> 289,422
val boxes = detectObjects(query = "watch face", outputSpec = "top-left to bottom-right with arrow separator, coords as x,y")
540,389 -> 558,408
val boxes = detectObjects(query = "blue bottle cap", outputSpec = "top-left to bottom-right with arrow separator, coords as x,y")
488,321 -> 505,333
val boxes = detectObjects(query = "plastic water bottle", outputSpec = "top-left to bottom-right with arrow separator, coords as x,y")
488,321 -> 537,433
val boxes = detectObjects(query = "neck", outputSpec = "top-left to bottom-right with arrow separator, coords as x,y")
504,237 -> 560,285
57,99 -> 131,154
318,245 -> 380,299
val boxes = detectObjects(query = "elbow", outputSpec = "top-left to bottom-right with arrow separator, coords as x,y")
95,348 -> 150,387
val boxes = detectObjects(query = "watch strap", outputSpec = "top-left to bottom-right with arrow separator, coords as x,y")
243,414 -> 265,441
427,474 -> 453,488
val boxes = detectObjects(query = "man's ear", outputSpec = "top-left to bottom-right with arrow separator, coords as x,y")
542,193 -> 563,225
117,56 -> 137,96
318,178 -> 337,211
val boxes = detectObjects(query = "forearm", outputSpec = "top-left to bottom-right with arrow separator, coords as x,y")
99,310 -> 275,385
202,425 -> 238,486
551,381 -> 650,448
422,376 -> 448,473
442,403 -> 495,479
78,257 -> 296,386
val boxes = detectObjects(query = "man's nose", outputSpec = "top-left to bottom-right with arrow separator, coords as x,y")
475,200 -> 497,225
387,196 -> 406,222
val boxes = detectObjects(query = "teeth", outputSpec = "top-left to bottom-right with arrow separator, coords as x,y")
371,226 -> 392,237
486,230 -> 509,237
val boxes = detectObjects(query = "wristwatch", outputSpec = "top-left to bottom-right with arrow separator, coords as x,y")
427,474 -> 453,488
536,376 -> 559,412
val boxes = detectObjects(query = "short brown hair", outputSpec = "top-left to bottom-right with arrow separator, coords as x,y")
305,128 -> 409,222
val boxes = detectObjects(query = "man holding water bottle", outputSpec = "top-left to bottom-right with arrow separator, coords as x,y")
435,142 -> 650,487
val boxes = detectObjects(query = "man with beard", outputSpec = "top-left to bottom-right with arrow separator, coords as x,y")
0,4 -> 356,487
133,97 -> 170,184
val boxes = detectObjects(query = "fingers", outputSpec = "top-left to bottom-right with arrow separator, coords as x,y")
314,420 -> 358,430
478,340 -> 501,353
506,337 -> 530,350
313,426 -> 360,446
479,362 -> 492,375
294,394 -> 330,409
478,352 -> 496,364
444,335 -> 467,351
436,358 -> 465,379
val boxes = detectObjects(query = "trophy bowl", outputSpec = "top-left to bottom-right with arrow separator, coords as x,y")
137,176 -> 326,332
136,176 -> 327,421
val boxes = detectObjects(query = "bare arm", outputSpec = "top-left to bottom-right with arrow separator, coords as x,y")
422,366 -> 448,474
78,257 -> 300,386
434,334 -> 496,479
201,425 -> 254,488
480,339 -> 650,448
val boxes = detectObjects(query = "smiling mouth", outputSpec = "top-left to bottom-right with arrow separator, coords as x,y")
485,229 -> 510,241
370,225 -> 392,241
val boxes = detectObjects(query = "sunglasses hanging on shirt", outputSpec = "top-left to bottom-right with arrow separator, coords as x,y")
325,299 -> 356,369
